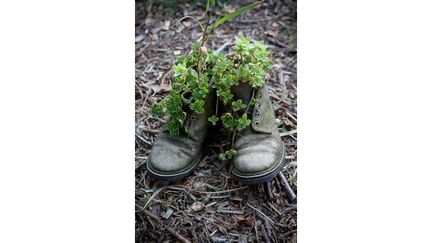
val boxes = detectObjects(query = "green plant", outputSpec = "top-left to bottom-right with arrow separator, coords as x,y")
151,1 -> 272,159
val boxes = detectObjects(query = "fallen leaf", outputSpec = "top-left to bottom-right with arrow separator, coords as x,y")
160,83 -> 172,92
182,20 -> 192,27
161,208 -> 174,219
162,20 -> 171,30
192,181 -> 206,190
264,30 -> 278,37
144,16 -> 154,26
151,34 -> 159,41
235,215 -> 246,221
191,201 -> 204,212
135,34 -> 144,43
176,25 -> 185,33
235,215 -> 254,226
150,84 -> 161,93
226,4 -> 236,13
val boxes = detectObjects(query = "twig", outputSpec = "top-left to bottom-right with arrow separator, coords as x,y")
269,94 -> 290,106
141,128 -> 160,134
135,159 -> 146,171
135,132 -> 152,146
215,42 -> 231,54
136,204 -> 191,243
267,202 -> 283,216
260,223 -> 271,243
216,209 -> 244,214
193,186 -> 248,194
246,203 -> 275,226
263,181 -> 274,200
286,111 -> 297,123
143,186 -> 167,209
254,217 -> 260,243
267,37 -> 297,52
277,172 -> 296,201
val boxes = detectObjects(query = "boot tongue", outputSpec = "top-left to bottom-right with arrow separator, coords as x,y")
231,82 -> 253,104
231,83 -> 273,134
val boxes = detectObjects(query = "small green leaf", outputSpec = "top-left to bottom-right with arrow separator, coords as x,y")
221,113 -> 238,131
173,63 -> 187,78
225,149 -> 237,159
218,149 -> 237,161
166,119 -> 181,136
190,99 -> 205,114
217,89 -> 234,105
150,101 -> 165,117
251,98 -> 260,105
237,113 -> 251,131
208,115 -> 219,125
232,99 -> 247,111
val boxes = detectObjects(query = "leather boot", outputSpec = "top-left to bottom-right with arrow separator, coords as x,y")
146,90 -> 215,181
230,83 -> 285,184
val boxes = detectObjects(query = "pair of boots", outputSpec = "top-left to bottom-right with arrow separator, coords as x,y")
146,82 -> 284,185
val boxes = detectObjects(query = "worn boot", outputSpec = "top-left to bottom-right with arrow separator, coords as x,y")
230,83 -> 285,184
147,90 -> 215,181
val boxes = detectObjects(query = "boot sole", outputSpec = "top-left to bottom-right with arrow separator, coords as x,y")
146,152 -> 202,182
232,148 -> 285,185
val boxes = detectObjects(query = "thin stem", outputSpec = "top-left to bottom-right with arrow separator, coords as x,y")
215,95 -> 219,116
243,88 -> 256,116
197,11 -> 213,80
231,129 -> 237,147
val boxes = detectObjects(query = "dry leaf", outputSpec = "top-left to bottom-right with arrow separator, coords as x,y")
264,30 -> 278,37
150,84 -> 161,93
191,202 -> 204,212
235,215 -> 254,226
135,34 -> 144,43
151,34 -> 159,41
160,83 -> 172,92
182,20 -> 192,27
162,20 -> 171,30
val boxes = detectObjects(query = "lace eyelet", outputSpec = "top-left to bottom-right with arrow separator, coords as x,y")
255,121 -> 259,125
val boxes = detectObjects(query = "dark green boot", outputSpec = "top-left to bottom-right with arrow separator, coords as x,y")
146,91 -> 215,181
230,83 -> 285,184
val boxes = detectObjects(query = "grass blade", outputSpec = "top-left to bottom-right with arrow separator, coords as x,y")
171,16 -> 205,32
210,1 -> 263,29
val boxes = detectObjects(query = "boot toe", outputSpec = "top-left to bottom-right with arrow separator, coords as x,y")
234,147 -> 278,173
148,145 -> 191,173
232,136 -> 284,182
147,133 -> 201,180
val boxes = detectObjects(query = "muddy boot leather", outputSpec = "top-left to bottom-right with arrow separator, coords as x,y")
230,83 -> 284,184
147,90 -> 215,181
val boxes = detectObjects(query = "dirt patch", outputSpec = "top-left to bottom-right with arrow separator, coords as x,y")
135,1 -> 297,242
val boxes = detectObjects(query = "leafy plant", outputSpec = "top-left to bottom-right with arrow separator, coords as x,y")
151,1 -> 272,160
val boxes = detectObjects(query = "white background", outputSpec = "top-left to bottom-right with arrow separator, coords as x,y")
1,0 -> 432,242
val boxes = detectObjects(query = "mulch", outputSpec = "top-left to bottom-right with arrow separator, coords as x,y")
135,1 -> 297,242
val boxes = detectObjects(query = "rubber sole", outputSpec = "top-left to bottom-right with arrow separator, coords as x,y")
232,148 -> 285,185
146,153 -> 202,182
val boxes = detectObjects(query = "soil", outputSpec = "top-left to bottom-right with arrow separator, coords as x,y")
135,1 -> 297,242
